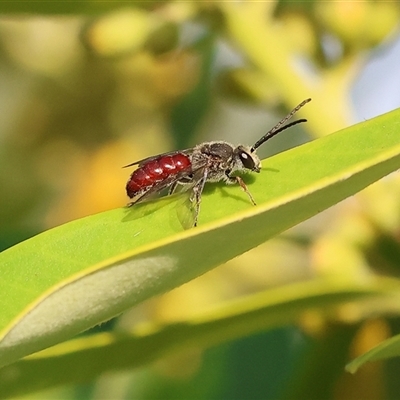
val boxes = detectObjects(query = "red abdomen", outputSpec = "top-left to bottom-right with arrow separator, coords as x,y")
126,153 -> 191,198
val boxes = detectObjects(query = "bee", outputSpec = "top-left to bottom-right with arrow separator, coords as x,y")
125,98 -> 311,227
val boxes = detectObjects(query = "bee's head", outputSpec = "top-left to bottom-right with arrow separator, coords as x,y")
234,145 -> 261,173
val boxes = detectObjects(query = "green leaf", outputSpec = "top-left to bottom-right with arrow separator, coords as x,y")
346,331 -> 400,374
1,106 -> 400,369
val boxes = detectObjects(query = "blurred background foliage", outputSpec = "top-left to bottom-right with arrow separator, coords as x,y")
1,1 -> 400,399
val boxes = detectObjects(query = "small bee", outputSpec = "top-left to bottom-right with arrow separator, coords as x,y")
125,98 -> 311,227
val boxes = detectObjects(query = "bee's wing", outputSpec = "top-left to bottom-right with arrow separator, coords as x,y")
123,148 -> 194,168
176,186 -> 196,230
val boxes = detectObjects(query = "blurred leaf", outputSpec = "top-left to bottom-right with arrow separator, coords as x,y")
0,1 -> 169,15
170,33 -> 215,149
283,323 -> 361,400
83,8 -> 155,57
1,105 -> 400,370
220,2 -> 350,136
217,68 -> 278,105
346,332 -> 400,374
0,278 -> 395,398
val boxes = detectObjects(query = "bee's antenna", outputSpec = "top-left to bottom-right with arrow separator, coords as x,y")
251,98 -> 311,152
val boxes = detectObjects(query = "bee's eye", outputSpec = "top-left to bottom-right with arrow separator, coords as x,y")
239,151 -> 255,170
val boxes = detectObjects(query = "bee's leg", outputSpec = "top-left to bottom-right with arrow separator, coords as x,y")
236,176 -> 256,205
191,169 -> 209,227
225,172 -> 257,206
